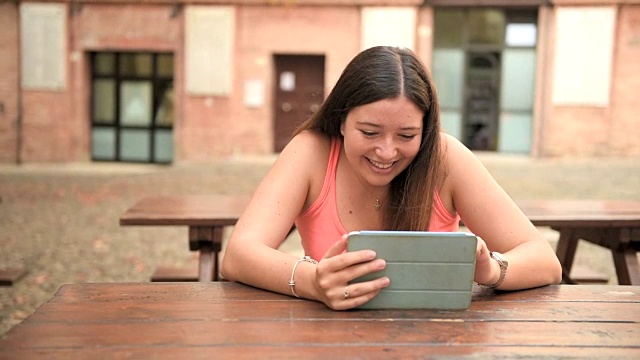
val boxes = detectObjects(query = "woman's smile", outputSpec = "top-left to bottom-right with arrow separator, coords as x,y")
367,157 -> 395,171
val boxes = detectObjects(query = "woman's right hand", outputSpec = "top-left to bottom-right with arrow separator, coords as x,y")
313,234 -> 390,310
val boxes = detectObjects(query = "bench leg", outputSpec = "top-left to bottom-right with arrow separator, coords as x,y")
199,244 -> 215,282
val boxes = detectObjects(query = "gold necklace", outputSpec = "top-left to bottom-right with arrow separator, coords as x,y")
374,198 -> 381,210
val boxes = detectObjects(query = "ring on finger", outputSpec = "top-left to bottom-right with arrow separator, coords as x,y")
343,286 -> 350,300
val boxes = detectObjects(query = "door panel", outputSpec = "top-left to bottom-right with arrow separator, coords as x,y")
273,55 -> 325,152
464,52 -> 500,151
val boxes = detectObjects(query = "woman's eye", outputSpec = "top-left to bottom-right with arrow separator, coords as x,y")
400,134 -> 417,140
360,130 -> 377,137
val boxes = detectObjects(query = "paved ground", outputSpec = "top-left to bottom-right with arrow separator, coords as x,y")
1,152 -> 639,335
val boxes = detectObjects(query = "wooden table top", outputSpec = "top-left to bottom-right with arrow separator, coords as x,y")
1,282 -> 638,358
516,199 -> 640,227
119,194 -> 250,227
120,195 -> 640,228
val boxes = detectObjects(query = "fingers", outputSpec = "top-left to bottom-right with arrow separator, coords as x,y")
316,234 -> 391,310
322,234 -> 379,275
326,277 -> 390,311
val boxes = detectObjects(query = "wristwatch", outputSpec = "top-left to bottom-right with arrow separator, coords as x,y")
488,251 -> 508,288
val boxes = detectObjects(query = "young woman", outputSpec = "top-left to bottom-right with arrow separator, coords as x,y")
221,46 -> 562,310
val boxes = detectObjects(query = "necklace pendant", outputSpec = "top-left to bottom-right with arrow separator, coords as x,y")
374,198 -> 381,210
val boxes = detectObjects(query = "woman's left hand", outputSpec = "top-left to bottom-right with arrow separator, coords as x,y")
473,237 -> 500,287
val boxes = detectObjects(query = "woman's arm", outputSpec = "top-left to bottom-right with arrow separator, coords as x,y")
221,131 -> 391,308
220,131 -> 325,295
441,134 -> 562,290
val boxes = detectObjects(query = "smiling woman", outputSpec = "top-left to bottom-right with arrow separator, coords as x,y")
220,46 -> 562,311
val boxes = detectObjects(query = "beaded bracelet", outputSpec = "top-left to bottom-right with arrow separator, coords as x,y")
288,256 -> 318,298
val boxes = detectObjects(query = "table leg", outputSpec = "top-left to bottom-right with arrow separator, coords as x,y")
189,226 -> 223,282
611,228 -> 640,285
554,228 -> 579,284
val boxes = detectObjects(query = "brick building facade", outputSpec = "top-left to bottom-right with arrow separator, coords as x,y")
0,0 -> 639,164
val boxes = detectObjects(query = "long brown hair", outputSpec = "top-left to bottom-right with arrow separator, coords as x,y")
293,46 -> 442,231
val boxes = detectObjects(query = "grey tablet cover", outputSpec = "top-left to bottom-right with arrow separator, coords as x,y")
347,231 -> 478,310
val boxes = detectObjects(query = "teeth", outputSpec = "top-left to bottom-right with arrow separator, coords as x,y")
369,159 -> 394,169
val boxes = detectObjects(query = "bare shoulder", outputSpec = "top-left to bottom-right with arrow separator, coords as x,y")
440,133 -> 483,176
279,130 -> 331,166
441,133 -> 472,161
437,133 -> 491,207
271,130 -> 332,211
271,130 -> 331,183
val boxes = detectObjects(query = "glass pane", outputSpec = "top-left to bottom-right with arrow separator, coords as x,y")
498,112 -> 531,153
154,83 -> 174,126
94,53 -> 115,76
440,110 -> 463,140
501,49 -> 536,111
120,81 -> 152,126
434,10 -> 465,48
92,79 -> 115,124
154,129 -> 173,163
468,10 -> 505,45
506,23 -> 537,47
91,127 -> 116,160
157,54 -> 174,77
120,129 -> 150,161
432,49 -> 465,109
120,53 -> 153,77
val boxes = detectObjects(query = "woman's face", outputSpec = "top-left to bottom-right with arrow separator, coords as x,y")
340,96 -> 424,188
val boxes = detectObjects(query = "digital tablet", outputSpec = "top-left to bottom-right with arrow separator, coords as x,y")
347,231 -> 478,310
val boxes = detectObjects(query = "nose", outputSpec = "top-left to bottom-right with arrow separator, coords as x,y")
374,138 -> 397,160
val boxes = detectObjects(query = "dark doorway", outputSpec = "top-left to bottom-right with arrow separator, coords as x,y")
464,52 -> 500,151
273,54 -> 325,152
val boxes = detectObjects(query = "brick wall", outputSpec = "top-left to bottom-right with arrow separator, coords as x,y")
3,2 -> 639,163
0,4 -> 19,163
609,5 -> 640,156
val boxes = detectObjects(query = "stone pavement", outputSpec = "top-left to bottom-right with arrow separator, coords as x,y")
1,152 -> 639,335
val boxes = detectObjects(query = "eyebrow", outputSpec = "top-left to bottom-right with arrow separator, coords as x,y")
356,121 -> 421,131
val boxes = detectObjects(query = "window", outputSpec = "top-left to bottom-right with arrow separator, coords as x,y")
90,52 -> 174,163
432,8 -> 538,153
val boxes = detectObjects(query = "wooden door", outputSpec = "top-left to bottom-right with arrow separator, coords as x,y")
273,55 -> 325,152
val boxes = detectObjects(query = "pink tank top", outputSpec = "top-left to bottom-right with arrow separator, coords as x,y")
295,138 -> 460,261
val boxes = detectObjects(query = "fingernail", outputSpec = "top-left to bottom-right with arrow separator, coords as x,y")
381,277 -> 390,287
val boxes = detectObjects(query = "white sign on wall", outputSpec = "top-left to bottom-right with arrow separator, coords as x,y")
361,7 -> 416,51
243,80 -> 264,108
185,6 -> 234,96
20,3 -> 66,90
552,7 -> 616,107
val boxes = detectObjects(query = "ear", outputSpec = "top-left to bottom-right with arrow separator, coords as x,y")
340,122 -> 345,137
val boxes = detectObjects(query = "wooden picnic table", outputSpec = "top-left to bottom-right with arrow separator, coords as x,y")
120,196 -> 640,284
1,282 -> 638,358
120,195 -> 250,282
516,200 -> 640,285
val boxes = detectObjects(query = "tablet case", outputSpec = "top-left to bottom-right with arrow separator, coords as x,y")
347,231 -> 478,310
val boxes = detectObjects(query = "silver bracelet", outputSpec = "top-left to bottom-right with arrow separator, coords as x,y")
288,256 -> 318,298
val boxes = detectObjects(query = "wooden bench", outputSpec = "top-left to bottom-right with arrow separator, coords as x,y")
0,268 -> 27,286
151,265 -> 199,282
